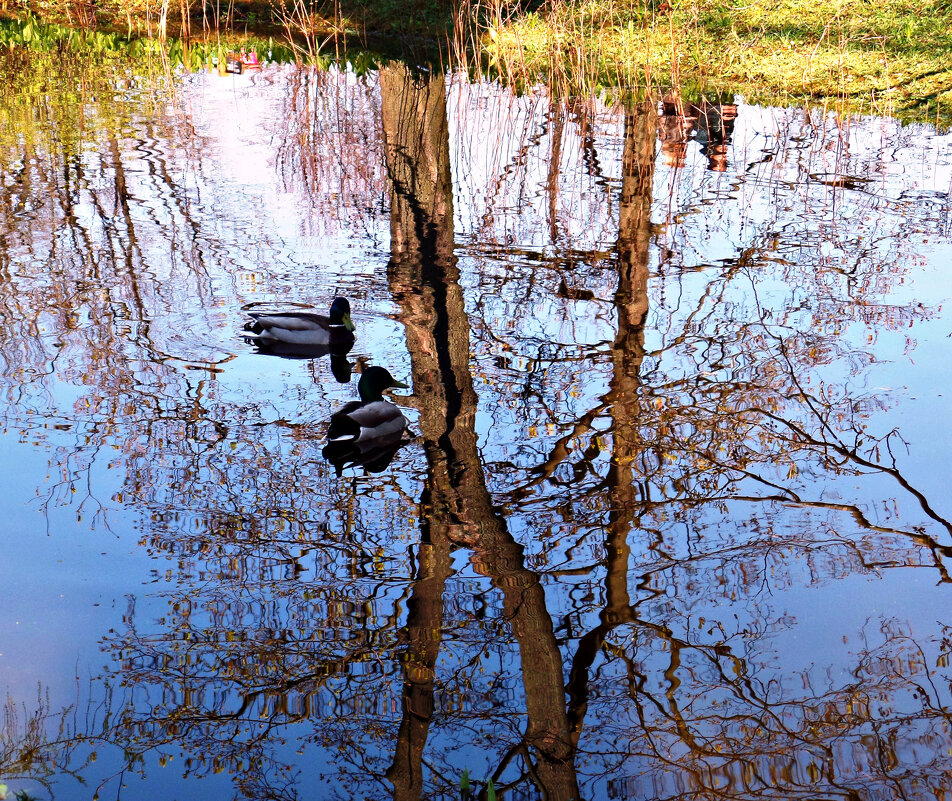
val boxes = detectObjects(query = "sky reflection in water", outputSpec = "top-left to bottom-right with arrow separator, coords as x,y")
0,52 -> 952,801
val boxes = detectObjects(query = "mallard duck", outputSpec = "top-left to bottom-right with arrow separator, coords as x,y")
326,366 -> 409,444
244,297 -> 356,347
323,366 -> 410,472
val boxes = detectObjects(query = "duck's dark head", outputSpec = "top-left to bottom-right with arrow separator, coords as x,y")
330,297 -> 356,332
358,366 -> 409,402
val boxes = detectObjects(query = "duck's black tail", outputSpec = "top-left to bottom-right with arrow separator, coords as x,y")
326,414 -> 361,443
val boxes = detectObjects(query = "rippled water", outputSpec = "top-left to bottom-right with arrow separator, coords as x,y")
1,47 -> 952,801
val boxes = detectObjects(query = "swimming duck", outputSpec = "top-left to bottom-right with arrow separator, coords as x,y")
323,367 -> 410,472
325,366 -> 409,444
244,297 -> 356,347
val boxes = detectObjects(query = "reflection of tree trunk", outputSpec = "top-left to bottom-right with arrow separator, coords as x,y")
614,102 -> 653,385
608,101 -> 654,607
380,64 -> 456,801
380,64 -> 454,267
381,64 -> 579,801
568,102 -> 655,740
386,535 -> 454,801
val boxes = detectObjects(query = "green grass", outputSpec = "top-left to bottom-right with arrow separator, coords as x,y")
479,0 -> 952,122
0,13 -> 382,71
4,0 -> 456,46
3,0 -> 951,122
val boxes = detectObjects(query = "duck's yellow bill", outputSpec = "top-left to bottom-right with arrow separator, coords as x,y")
343,313 -> 356,332
392,379 -> 410,389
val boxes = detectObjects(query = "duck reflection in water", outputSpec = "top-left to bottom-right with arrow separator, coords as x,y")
322,366 -> 410,473
242,296 -> 356,382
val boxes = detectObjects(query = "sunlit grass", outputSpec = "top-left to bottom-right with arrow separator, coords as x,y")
0,13 -> 357,70
476,0 -> 952,120
5,0 -> 952,120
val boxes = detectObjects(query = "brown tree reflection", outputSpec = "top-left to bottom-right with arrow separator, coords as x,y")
381,62 -> 578,800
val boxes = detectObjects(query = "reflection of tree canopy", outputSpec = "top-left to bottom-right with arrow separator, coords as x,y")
275,67 -> 390,240
2,49 -> 952,801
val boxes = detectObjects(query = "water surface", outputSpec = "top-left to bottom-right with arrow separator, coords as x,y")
1,49 -> 952,801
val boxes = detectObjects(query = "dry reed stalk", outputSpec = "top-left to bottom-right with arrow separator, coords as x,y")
269,0 -> 344,63
158,0 -> 169,39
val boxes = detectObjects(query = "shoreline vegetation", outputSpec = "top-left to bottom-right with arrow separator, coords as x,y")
1,0 -> 950,124
479,0 -> 952,123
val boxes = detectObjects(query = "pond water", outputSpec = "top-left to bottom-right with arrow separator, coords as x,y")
1,46 -> 952,801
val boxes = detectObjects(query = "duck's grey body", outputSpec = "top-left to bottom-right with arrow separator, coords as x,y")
244,297 -> 356,347
246,311 -> 341,345
328,399 -> 407,443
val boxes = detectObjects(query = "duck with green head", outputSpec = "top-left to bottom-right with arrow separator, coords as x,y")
326,366 -> 409,443
244,296 -> 356,347
323,366 -> 410,472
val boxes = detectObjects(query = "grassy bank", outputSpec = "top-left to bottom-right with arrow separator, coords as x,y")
1,0 -> 455,52
2,0 -> 950,122
478,0 -> 952,120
